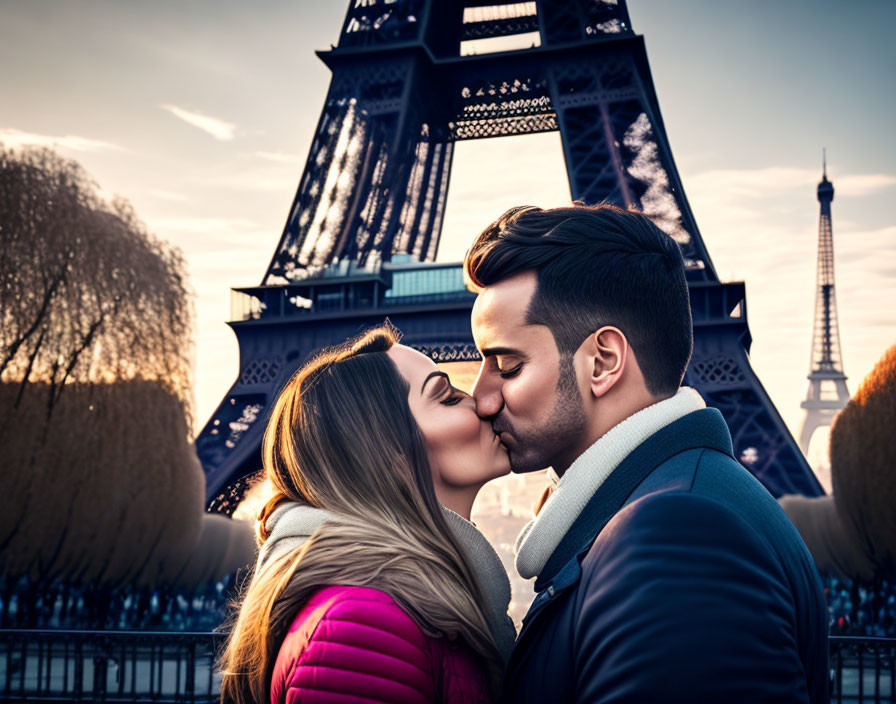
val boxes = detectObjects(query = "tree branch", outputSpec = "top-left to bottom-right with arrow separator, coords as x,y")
0,266 -> 65,378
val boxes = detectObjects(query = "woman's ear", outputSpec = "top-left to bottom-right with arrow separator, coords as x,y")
588,326 -> 627,399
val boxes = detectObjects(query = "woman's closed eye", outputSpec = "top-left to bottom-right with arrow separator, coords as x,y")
440,387 -> 467,406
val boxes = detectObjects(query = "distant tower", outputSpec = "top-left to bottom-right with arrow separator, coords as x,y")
798,152 -> 850,456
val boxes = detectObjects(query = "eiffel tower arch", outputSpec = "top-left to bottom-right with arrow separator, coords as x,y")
198,0 -> 823,514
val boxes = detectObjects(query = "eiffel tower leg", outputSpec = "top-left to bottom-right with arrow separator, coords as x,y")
198,60 -> 460,509
549,57 -> 641,209
798,413 -> 825,458
798,376 -> 850,456
264,96 -> 364,282
264,55 -> 455,282
547,48 -> 712,270
686,283 -> 824,497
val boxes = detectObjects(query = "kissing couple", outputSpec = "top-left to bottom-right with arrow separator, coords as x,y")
220,204 -> 829,704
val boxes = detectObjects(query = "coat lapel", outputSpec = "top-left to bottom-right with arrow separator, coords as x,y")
534,408 -> 734,591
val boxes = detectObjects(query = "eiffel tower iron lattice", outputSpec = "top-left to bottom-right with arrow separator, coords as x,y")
797,155 -> 850,457
198,0 -> 823,515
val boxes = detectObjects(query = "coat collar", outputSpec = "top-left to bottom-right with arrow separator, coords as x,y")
516,388 -> 706,580
533,407 -> 735,592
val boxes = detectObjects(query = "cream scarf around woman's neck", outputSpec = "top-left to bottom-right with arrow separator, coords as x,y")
257,502 -> 517,661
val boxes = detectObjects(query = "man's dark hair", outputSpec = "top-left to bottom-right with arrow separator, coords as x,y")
464,204 -> 693,397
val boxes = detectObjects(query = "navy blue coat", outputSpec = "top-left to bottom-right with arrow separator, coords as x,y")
501,408 -> 829,703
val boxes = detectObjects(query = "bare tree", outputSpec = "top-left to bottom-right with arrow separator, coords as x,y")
0,147 -> 254,589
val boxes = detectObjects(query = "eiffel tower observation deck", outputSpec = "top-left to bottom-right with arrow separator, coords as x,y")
197,0 -> 823,514
798,155 -> 850,460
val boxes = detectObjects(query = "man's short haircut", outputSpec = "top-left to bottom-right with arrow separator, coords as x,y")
464,203 -> 693,397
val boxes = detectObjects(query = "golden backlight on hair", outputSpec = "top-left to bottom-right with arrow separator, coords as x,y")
219,328 -> 502,704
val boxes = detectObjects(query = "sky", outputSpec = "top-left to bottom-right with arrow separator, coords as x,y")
2,0 -> 894,462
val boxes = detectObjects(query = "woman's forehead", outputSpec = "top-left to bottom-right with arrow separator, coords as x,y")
387,344 -> 437,379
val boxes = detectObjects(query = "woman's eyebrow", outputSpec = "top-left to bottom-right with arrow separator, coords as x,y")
421,371 -> 450,395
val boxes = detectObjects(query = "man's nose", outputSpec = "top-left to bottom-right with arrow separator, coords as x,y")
471,365 -> 503,419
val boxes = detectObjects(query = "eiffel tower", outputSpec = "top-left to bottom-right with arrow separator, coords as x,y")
798,154 -> 850,457
198,0 -> 823,513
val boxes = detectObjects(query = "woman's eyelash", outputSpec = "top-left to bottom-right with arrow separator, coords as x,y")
499,363 -> 523,379
440,390 -> 464,406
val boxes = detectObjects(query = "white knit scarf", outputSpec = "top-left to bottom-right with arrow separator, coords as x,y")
256,502 -> 517,661
515,387 -> 706,580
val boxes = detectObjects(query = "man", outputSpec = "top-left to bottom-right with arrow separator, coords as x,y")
465,204 -> 829,703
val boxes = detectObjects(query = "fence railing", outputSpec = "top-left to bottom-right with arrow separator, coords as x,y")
0,629 -> 226,703
1,630 -> 893,703
831,636 -> 896,703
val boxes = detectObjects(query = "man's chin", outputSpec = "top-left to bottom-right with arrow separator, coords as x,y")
509,458 -> 550,474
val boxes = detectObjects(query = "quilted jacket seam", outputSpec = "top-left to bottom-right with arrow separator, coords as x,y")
287,661 -> 429,700
315,612 -> 429,657
298,637 -> 430,677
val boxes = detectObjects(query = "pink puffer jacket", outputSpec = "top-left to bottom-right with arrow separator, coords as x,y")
270,585 -> 492,703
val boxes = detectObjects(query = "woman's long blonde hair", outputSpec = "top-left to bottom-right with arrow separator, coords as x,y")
219,327 -> 501,703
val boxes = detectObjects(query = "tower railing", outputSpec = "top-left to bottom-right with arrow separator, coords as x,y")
230,260 -> 475,322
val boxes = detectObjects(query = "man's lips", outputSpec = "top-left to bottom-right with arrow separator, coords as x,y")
492,418 -> 512,446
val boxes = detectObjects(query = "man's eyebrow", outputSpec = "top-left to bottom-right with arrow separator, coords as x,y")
421,371 -> 450,395
480,346 -> 525,358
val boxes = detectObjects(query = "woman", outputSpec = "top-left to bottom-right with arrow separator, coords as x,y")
219,326 -> 515,704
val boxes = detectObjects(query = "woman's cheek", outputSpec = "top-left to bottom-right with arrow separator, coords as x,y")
438,416 -> 482,480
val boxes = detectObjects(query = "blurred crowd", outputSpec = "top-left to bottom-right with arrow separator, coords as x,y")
2,571 -> 895,638
0,572 -> 241,631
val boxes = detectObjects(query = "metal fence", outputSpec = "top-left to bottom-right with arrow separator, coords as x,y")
1,630 -> 894,702
831,637 -> 896,703
0,630 -> 226,702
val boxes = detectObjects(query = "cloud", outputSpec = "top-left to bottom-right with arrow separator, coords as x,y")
147,216 -> 258,238
193,153 -> 303,193
689,167 -> 818,200
836,174 -> 896,197
144,215 -> 277,259
140,217 -> 270,270
836,225 -> 896,279
160,104 -> 236,141
198,171 -> 297,192
149,189 -> 189,202
0,127 -> 121,152
688,166 -> 896,201
254,151 -> 300,164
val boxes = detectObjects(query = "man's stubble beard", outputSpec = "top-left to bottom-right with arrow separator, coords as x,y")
505,354 -> 587,474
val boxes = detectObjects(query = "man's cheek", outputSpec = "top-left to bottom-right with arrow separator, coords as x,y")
506,383 -> 539,414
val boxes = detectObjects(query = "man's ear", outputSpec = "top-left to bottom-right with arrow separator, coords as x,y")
587,326 -> 628,399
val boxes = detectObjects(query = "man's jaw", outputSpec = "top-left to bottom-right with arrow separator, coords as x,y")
492,418 -> 550,472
